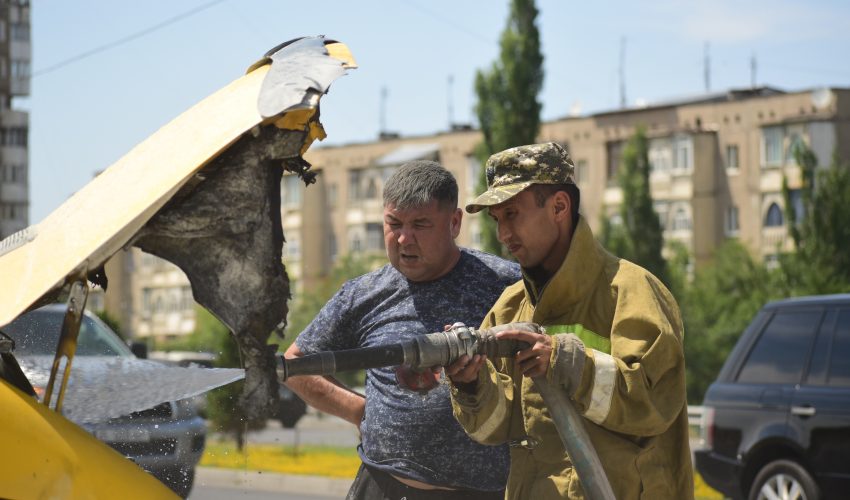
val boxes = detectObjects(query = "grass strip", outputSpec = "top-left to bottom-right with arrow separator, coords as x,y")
200,440 -> 360,478
202,440 -> 722,498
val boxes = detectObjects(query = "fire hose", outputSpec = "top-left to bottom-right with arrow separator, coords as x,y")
278,322 -> 615,500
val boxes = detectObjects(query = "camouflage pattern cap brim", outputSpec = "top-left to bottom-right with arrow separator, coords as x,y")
465,181 -> 534,213
466,142 -> 576,214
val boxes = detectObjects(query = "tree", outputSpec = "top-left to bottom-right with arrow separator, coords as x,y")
780,144 -> 850,295
94,309 -> 125,341
200,307 -> 266,450
473,0 -> 543,255
600,126 -> 669,285
681,240 -> 774,402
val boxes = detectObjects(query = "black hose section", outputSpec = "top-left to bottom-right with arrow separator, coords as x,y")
281,343 -> 407,380
533,377 -> 616,500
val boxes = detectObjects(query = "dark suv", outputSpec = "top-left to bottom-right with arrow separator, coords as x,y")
695,294 -> 850,500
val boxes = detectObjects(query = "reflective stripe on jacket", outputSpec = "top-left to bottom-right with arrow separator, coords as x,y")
451,216 -> 694,500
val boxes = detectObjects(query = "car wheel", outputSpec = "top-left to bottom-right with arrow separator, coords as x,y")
748,459 -> 820,500
156,467 -> 195,499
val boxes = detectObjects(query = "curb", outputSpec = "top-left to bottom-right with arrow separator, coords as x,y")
195,467 -> 353,497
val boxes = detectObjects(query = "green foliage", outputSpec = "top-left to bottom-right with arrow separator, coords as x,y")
780,144 -> 850,295
600,126 -> 669,285
198,306 -> 266,450
473,0 -> 543,256
94,309 -> 125,341
681,241 -> 774,402
683,144 -> 850,402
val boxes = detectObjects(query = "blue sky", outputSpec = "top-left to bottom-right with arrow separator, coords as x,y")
25,0 -> 850,223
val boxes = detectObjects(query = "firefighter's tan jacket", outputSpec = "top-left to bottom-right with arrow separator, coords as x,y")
451,217 -> 694,499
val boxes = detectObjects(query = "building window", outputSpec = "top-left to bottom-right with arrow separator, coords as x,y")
725,205 -> 740,237
671,206 -> 691,231
328,232 -> 338,262
180,286 -> 194,311
327,183 -> 337,208
786,132 -> 805,164
672,135 -> 693,173
142,288 -> 152,314
726,144 -> 739,172
764,202 -> 784,227
284,236 -> 300,259
649,138 -> 672,173
364,176 -> 378,199
10,23 -> 29,41
349,169 -> 382,203
575,160 -> 588,184
349,170 -> 363,202
282,175 -> 302,208
762,127 -> 783,167
365,223 -> 383,252
348,227 -> 364,254
10,59 -> 29,79
606,141 -> 624,184
1,127 -> 27,147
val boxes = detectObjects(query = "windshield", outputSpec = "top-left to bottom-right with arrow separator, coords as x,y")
2,309 -> 133,357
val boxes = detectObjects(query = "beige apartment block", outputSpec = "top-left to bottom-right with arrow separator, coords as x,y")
97,86 -> 850,339
289,87 -> 850,291
99,248 -> 196,343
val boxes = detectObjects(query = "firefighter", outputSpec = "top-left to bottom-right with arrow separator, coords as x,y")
445,143 -> 694,500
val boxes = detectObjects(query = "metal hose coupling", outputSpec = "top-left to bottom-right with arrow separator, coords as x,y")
276,321 -> 543,382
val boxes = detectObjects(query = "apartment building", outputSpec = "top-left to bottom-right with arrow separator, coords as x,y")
100,248 -> 196,343
0,0 -> 30,239
100,85 -> 849,339
288,86 -> 849,291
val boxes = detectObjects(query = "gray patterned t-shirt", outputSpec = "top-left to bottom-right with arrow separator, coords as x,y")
295,248 -> 520,491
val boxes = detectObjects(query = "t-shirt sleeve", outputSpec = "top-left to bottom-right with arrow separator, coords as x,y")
294,279 -> 359,354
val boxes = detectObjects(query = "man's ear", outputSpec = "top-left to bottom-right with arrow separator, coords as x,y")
451,208 -> 462,238
552,191 -> 571,222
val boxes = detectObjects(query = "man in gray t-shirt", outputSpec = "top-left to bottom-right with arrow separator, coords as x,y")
285,160 -> 519,499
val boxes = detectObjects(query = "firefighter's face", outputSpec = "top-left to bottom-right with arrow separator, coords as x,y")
383,200 -> 462,282
488,188 -> 572,273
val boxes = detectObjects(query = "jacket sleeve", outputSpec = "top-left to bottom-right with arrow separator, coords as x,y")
449,314 -> 516,445
571,270 -> 687,437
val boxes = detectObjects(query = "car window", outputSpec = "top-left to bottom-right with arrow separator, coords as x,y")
828,309 -> 850,387
806,309 -> 837,385
737,310 -> 822,384
2,309 -> 131,357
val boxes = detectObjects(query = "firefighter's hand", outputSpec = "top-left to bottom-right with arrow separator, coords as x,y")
496,329 -> 552,378
445,354 -> 486,386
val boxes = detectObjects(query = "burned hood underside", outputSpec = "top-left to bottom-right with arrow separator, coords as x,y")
132,125 -> 301,419
0,36 -> 356,421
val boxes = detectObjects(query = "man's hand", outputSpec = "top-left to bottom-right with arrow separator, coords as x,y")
445,353 -> 488,384
496,329 -> 553,378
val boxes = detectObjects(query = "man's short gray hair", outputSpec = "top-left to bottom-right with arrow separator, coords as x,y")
383,160 -> 458,210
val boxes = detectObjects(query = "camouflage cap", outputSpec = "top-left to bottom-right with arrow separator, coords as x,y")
466,142 -> 576,213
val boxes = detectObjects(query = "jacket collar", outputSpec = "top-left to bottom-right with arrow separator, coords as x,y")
521,216 -> 606,321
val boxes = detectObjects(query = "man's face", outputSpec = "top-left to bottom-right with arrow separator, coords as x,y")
488,189 -> 565,272
383,200 -> 462,282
